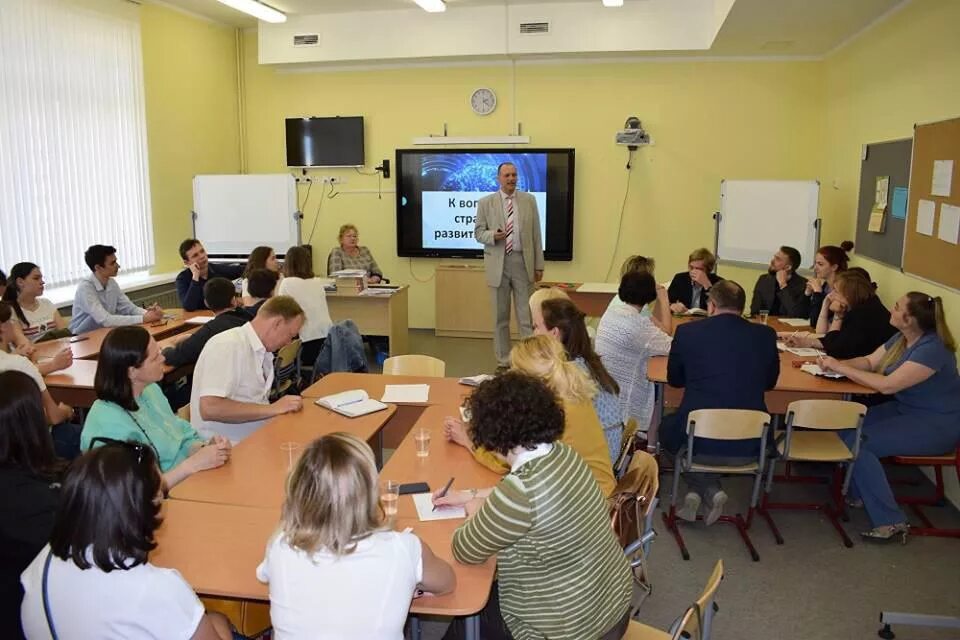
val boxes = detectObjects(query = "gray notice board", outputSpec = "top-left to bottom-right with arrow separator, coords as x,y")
855,138 -> 912,268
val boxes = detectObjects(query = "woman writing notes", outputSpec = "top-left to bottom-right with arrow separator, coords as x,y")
821,293 -> 960,542
327,224 -> 384,282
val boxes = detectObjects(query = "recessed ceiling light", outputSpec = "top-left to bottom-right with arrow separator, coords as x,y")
602,0 -> 624,6
412,0 -> 447,12
215,0 -> 287,23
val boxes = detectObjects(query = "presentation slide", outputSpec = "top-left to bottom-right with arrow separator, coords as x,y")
417,153 -> 547,250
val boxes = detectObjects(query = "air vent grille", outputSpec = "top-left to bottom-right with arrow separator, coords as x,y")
519,21 -> 550,35
293,33 -> 320,47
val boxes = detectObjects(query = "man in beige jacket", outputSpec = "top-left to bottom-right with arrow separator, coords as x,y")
474,162 -> 545,368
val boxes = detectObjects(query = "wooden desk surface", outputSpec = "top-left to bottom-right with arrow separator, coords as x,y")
539,281 -> 614,318
302,371 -> 470,404
169,401 -> 398,508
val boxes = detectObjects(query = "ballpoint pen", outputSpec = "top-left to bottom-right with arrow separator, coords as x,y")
432,476 -> 455,512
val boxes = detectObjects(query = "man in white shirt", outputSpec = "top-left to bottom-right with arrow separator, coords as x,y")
69,245 -> 163,334
191,295 -> 305,443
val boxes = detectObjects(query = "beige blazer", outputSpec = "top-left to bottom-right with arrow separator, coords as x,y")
474,191 -> 545,287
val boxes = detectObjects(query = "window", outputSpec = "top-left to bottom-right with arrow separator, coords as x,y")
0,0 -> 154,287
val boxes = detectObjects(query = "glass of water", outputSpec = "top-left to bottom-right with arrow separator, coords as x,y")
759,309 -> 770,325
381,480 -> 400,518
415,428 -> 431,457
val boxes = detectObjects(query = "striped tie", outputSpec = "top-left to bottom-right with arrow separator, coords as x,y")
505,196 -> 515,255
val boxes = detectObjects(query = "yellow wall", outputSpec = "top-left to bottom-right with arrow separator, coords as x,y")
823,0 -> 960,342
141,4 -> 241,273
241,36 -> 824,327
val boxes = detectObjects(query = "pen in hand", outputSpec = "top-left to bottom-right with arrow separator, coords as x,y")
432,476 -> 455,512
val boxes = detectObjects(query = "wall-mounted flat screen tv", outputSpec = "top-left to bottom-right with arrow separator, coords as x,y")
285,116 -> 364,167
395,148 -> 575,260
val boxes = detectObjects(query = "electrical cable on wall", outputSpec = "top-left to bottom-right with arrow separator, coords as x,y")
408,258 -> 436,283
306,182 -> 334,246
603,147 -> 636,281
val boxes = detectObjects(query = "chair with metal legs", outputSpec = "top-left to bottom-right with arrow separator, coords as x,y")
662,409 -> 772,562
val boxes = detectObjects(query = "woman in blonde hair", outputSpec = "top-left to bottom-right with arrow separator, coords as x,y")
822,293 -> 960,542
327,224 -> 384,282
444,335 -> 616,496
257,433 -> 455,639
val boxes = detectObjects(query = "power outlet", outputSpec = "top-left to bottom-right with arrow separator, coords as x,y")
321,176 -> 347,185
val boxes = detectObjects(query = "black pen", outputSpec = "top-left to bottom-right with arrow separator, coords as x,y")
432,477 -> 455,512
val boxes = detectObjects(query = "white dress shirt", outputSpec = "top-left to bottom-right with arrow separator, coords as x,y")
277,277 -> 332,342
190,323 -> 274,443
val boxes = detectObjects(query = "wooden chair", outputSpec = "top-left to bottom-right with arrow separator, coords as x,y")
662,410 -> 771,562
887,445 -> 960,538
381,354 -> 445,377
270,339 -> 302,399
623,559 -> 724,640
763,399 -> 866,548
610,450 -> 659,613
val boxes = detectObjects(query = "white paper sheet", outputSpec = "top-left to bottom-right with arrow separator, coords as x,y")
576,282 -> 619,294
412,493 -> 466,521
381,384 -> 430,403
932,160 -> 954,197
184,316 -> 214,325
800,364 -> 845,379
916,200 -> 936,236
937,203 -> 960,245
779,318 -> 812,327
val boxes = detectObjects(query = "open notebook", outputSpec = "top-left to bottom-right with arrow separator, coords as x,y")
314,390 -> 389,418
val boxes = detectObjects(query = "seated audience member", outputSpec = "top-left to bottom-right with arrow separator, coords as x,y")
822,293 -> 960,542
162,277 -> 251,369
0,269 -> 6,298
607,254 -> 659,317
0,303 -> 78,457
750,245 -> 810,318
661,281 -> 779,524
668,248 -> 722,313
258,432 -> 455,638
242,268 -> 279,317
0,371 -> 68,639
175,238 -> 243,312
70,244 -> 163,334
536,297 -> 625,460
277,245 -> 332,368
445,335 -> 616,496
806,241 -> 854,325
241,245 -> 281,303
81,326 -> 231,489
783,270 -> 896,359
191,296 -> 305,443
436,373 -> 632,640
327,223 -> 384,282
20,441 -> 237,639
2,262 -> 69,345
596,272 -> 673,443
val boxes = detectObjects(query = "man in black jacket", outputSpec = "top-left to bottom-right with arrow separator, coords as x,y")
667,247 -> 723,313
749,245 -> 810,318
163,277 -> 251,369
660,281 -> 780,524
175,239 -> 243,311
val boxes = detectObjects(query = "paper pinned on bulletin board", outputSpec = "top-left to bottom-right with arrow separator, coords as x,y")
938,203 -> 960,245
916,199 -> 936,236
891,187 -> 908,220
867,176 -> 889,233
932,160 -> 954,197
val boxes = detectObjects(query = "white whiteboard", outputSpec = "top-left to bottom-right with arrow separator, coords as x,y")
192,174 -> 300,256
718,180 -> 820,268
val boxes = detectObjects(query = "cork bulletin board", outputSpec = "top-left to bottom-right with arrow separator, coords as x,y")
903,117 -> 960,291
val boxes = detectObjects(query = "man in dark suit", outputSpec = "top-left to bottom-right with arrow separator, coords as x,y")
660,280 -> 780,524
667,248 -> 723,313
749,246 -> 810,318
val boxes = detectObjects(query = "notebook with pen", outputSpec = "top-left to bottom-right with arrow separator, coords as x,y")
314,390 -> 389,418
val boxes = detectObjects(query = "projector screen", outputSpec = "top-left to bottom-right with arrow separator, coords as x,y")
395,149 -> 575,260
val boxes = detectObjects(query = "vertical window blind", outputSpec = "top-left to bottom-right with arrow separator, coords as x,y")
0,0 -> 153,287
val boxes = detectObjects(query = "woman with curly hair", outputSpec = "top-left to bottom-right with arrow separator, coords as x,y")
435,372 -> 631,640
444,335 -> 616,496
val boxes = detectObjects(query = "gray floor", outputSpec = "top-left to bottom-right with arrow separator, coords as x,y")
387,330 -> 960,640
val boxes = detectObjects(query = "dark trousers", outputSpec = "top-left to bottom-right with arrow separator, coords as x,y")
442,581 -> 631,640
51,422 -> 82,459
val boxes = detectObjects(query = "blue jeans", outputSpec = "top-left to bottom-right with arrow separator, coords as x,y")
841,402 -> 960,527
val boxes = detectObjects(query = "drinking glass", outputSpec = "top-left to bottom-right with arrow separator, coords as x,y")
415,428 -> 431,457
759,309 -> 770,325
381,480 -> 400,517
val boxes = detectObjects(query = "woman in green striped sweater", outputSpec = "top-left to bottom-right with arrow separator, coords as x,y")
435,372 -> 632,640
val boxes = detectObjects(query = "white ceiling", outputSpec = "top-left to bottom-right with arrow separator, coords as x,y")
153,0 -> 906,56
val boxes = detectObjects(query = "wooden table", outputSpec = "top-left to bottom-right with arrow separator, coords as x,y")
539,281 -> 616,317
647,315 -> 875,421
327,286 -> 409,356
160,373 -> 498,637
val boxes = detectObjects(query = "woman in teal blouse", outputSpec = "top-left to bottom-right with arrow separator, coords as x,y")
81,326 -> 231,489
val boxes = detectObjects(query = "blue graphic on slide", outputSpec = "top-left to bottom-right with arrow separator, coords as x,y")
420,154 -> 547,192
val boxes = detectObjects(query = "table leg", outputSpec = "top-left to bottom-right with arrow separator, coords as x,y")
409,615 -> 422,640
465,614 -> 480,640
650,381 -> 666,448
376,430 -> 384,470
